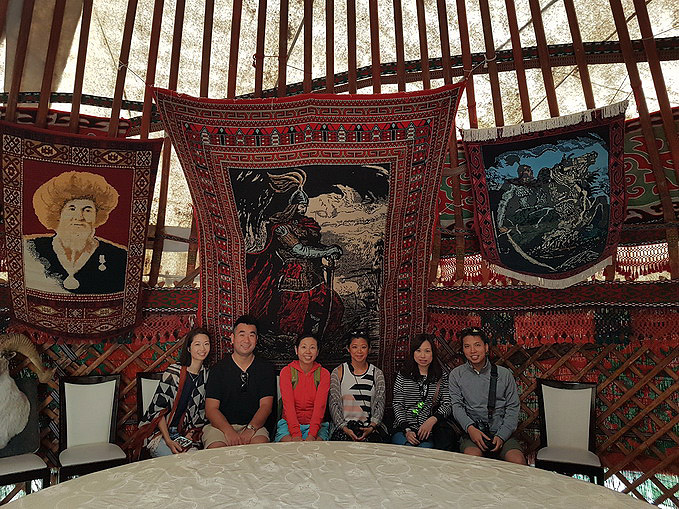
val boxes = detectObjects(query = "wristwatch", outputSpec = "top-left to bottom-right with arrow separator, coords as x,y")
405,427 -> 413,433
245,424 -> 257,432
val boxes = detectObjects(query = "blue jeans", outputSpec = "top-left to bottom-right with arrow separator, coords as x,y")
391,431 -> 433,448
150,426 -> 180,457
274,419 -> 331,442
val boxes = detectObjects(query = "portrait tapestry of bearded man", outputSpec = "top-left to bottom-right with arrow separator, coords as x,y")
23,171 -> 128,294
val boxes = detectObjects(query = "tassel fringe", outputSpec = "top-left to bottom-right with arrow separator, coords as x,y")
462,101 -> 629,142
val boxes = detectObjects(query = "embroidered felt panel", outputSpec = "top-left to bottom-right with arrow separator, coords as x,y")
0,121 -> 162,338
155,84 -> 463,374
624,106 -> 679,224
463,103 -> 628,288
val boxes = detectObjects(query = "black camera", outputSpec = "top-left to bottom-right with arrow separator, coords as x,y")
347,420 -> 366,435
476,422 -> 498,456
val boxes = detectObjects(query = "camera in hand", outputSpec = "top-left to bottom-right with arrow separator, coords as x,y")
347,420 -> 367,435
476,421 -> 499,458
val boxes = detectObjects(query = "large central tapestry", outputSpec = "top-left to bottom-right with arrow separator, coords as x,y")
155,84 -> 464,374
463,102 -> 628,288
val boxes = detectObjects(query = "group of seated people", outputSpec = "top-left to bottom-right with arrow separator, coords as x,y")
136,315 -> 526,465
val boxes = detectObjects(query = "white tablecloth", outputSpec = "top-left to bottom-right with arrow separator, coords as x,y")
10,442 -> 649,508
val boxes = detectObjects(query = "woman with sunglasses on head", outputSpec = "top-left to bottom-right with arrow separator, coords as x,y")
328,330 -> 388,442
392,334 -> 451,448
275,333 -> 331,442
135,327 -> 211,457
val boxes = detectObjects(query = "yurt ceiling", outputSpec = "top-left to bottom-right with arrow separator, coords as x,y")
1,0 -> 678,283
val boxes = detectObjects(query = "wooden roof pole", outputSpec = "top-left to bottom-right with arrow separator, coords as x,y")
140,0 -> 165,139
478,0 -> 504,126
392,0 -> 406,92
108,0 -> 138,137
504,0 -> 531,121
632,0 -> 679,180
432,0 -> 465,284
325,0 -> 334,92
563,0 -> 595,109
201,0 -> 215,98
347,0 -> 357,94
187,0 -> 216,276
0,0 -> 8,42
254,0 -> 267,97
415,0 -> 430,89
609,0 -> 679,279
227,0 -> 244,98
303,0 -> 313,93
368,0 -> 381,92
149,0 -> 185,287
455,0 -> 477,127
429,0 -> 454,284
6,0 -> 35,123
454,0 -> 477,280
528,0 -> 559,117
69,0 -> 93,133
436,0 -> 451,85
167,0 -> 185,91
36,0 -> 66,129
277,0 -> 288,96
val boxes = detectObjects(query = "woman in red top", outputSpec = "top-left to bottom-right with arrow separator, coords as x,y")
275,333 -> 331,441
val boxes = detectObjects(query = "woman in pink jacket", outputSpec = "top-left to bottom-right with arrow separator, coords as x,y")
275,333 -> 331,441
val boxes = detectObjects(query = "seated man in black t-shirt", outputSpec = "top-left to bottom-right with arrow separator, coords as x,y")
203,315 -> 276,447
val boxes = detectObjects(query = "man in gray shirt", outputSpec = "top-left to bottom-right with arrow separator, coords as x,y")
449,327 -> 526,464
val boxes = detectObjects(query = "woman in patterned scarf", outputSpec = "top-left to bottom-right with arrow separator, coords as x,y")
136,328 -> 211,457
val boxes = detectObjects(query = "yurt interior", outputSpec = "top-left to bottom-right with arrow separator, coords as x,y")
0,0 -> 678,506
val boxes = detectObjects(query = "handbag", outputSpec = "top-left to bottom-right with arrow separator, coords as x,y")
430,378 -> 463,451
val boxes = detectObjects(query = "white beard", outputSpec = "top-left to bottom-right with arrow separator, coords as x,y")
55,224 -> 95,255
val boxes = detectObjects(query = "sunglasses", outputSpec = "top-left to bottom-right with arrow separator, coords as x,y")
240,371 -> 249,392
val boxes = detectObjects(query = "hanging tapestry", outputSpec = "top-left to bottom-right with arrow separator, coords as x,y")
624,106 -> 679,224
0,121 -> 162,338
0,106 -> 133,138
155,83 -> 464,374
462,102 -> 628,288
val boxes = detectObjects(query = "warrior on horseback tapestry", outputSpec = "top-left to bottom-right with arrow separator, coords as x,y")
464,102 -> 627,288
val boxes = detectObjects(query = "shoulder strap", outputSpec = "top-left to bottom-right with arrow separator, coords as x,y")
432,378 -> 442,406
290,367 -> 299,389
487,363 -> 498,423
313,366 -> 321,388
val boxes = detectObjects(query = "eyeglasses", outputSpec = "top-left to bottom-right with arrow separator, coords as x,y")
240,371 -> 249,392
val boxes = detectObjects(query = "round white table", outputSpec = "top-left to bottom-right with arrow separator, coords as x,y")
9,442 -> 650,508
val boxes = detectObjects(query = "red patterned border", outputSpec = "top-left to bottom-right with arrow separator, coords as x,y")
428,280 -> 679,310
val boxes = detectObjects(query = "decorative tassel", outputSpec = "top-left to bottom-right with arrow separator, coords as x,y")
462,101 -> 628,142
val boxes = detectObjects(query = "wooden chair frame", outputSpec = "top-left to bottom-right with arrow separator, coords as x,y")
535,378 -> 605,485
58,374 -> 126,480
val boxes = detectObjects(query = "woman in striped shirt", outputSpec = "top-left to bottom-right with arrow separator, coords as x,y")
392,334 -> 452,448
328,331 -> 388,442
